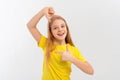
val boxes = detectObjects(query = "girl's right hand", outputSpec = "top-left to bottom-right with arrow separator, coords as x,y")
42,7 -> 55,22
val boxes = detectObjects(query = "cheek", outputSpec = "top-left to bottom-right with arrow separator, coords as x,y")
65,28 -> 67,33
51,29 -> 56,36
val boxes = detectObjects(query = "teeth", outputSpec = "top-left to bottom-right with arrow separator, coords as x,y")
58,33 -> 64,36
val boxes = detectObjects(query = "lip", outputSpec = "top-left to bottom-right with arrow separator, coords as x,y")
57,32 -> 64,36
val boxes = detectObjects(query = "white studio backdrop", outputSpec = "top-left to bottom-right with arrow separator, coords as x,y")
0,0 -> 120,80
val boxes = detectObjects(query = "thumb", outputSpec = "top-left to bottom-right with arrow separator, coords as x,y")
45,14 -> 51,22
49,7 -> 55,15
66,45 -> 70,52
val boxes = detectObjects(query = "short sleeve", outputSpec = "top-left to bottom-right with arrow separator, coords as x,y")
74,47 -> 86,62
38,35 -> 47,50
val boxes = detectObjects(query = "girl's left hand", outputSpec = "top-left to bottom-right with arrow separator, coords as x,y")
56,45 -> 74,62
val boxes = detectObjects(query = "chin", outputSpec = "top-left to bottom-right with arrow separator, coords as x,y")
55,36 -> 66,41
57,38 -> 65,41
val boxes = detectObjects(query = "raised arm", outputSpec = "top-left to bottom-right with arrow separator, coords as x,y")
27,7 -> 54,42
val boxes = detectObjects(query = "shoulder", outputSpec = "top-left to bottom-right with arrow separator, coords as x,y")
68,44 -> 86,62
38,35 -> 47,49
67,43 -> 79,52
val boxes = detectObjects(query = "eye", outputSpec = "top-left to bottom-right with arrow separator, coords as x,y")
54,27 -> 57,29
61,25 -> 65,28
53,27 -> 58,30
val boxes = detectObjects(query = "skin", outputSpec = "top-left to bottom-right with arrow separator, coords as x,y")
51,18 -> 94,75
27,7 -> 94,75
51,19 -> 67,45
27,7 -> 54,42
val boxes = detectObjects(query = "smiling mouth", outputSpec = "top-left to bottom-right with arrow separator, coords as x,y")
57,32 -> 65,36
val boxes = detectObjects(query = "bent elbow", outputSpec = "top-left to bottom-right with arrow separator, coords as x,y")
26,23 -> 37,30
26,23 -> 31,28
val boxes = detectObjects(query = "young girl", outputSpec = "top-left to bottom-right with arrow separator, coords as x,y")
27,7 -> 94,80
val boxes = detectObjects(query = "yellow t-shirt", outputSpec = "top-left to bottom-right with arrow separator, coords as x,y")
38,35 -> 86,80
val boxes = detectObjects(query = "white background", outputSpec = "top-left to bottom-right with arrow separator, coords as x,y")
0,0 -> 120,80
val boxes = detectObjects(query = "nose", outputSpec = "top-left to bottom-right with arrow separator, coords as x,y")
58,27 -> 62,31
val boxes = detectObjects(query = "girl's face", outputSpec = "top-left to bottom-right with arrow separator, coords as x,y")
51,19 -> 67,41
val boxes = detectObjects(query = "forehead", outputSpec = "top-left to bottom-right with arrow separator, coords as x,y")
52,19 -> 65,26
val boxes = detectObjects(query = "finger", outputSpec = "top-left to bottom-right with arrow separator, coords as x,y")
49,11 -> 54,15
49,8 -> 55,14
49,10 -> 54,15
49,7 -> 54,10
49,7 -> 54,12
45,15 -> 51,22
66,45 -> 70,52
46,14 -> 50,20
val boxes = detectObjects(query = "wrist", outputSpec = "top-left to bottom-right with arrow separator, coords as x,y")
40,9 -> 46,16
41,7 -> 49,15
69,55 -> 75,63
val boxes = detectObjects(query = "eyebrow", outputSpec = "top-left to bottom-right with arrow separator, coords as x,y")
52,24 -> 65,27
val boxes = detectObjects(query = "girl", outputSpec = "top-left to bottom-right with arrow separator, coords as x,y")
27,7 -> 94,80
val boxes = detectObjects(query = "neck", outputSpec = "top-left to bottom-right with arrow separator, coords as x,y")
53,39 -> 66,45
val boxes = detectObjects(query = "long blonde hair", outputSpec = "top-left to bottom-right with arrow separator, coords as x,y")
46,15 -> 75,62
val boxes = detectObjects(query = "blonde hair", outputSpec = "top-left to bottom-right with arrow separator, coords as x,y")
46,15 -> 75,62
